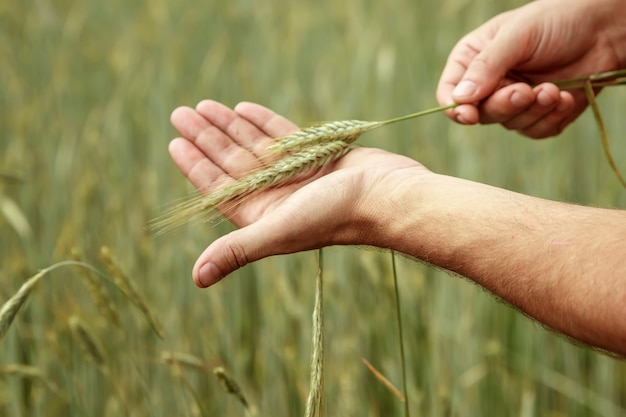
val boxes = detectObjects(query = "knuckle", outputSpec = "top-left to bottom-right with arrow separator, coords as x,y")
224,237 -> 250,272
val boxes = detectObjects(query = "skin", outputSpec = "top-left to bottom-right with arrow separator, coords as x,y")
436,0 -> 626,138
167,0 -> 626,356
169,100 -> 626,356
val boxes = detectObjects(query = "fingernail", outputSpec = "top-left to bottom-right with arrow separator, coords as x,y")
510,90 -> 531,108
456,113 -> 469,124
536,89 -> 554,107
453,80 -> 477,99
198,262 -> 223,288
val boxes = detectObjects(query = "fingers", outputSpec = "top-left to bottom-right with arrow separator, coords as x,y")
439,79 -> 579,138
168,137 -> 227,192
234,101 -> 299,137
476,83 -> 577,138
170,100 -> 289,185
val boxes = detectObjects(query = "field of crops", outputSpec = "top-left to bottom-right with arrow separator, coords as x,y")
1,0 -> 625,416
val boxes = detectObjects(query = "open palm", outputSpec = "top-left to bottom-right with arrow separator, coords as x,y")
169,100 -> 424,287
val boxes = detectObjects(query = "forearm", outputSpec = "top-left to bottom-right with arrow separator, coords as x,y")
370,172 -> 626,355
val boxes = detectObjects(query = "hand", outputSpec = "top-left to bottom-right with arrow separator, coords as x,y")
169,100 -> 426,287
436,0 -> 624,138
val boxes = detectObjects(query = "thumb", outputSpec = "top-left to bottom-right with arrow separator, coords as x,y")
191,217 -> 310,288
453,26 -> 536,103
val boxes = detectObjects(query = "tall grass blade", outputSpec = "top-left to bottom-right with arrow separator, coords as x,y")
360,356 -> 405,402
391,250 -> 410,417
304,249 -> 325,417
170,360 -> 210,417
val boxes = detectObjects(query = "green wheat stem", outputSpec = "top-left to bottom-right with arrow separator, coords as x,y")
379,103 -> 458,126
391,251 -> 410,417
583,79 -> 626,188
305,248 -> 325,417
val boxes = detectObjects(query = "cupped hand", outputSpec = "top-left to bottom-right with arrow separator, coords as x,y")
169,100 -> 426,287
436,0 -> 623,138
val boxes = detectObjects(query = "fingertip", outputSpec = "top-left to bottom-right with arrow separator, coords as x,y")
170,106 -> 193,124
194,262 -> 224,288
233,101 -> 257,113
556,91 -> 575,113
452,80 -> 478,101
168,137 -> 183,155
454,105 -> 479,125
195,99 -> 220,111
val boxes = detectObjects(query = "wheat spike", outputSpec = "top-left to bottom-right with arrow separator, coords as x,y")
0,269 -> 47,343
151,104 -> 469,234
70,247 -> 121,327
150,140 -> 351,234
0,261 -> 109,344
100,246 -> 164,338
213,366 -> 251,411
161,351 -> 209,372
1,364 -> 64,397
68,315 -> 108,373
267,119 -> 381,153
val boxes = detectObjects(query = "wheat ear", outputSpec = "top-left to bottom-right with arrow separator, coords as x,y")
267,104 -> 456,154
68,315 -> 108,374
70,247 -> 122,327
1,364 -> 65,398
213,366 -> 252,412
267,119 -> 381,153
100,246 -> 164,339
0,261 -> 98,343
150,140 -> 351,234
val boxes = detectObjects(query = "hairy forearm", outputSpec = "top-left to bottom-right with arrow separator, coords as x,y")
370,172 -> 626,355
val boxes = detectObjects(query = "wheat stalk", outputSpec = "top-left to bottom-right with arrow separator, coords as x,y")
151,105 -> 455,234
268,104 -> 455,155
304,249 -> 325,417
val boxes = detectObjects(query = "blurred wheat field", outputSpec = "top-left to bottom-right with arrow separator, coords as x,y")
1,0 -> 626,416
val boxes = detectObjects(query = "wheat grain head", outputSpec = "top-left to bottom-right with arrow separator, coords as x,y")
150,139 -> 352,234
267,119 -> 381,154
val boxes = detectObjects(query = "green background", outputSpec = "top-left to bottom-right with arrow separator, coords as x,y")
1,0 -> 625,415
